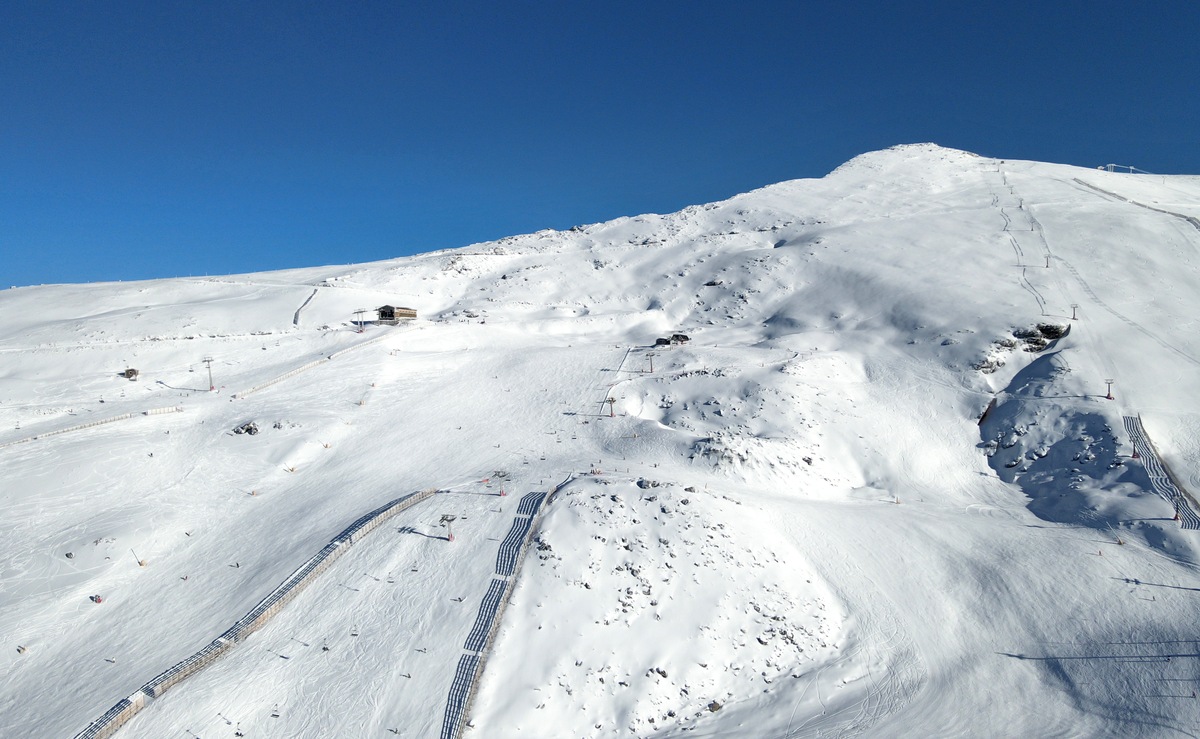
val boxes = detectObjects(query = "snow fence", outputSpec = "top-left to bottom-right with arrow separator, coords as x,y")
441,476 -> 572,739
293,288 -> 318,326
73,486 -> 437,739
1124,415 -> 1200,529
326,329 -> 394,360
233,357 -> 329,398
0,406 -> 183,450
233,328 -> 397,399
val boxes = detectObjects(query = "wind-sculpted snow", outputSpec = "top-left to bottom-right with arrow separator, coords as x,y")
468,476 -> 849,736
7,144 -> 1200,737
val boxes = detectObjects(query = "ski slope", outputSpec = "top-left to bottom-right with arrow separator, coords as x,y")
3,143 -> 1200,737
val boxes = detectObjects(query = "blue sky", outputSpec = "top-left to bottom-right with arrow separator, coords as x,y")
3,1 -> 1198,287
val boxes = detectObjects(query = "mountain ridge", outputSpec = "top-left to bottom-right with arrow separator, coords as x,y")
4,144 -> 1200,737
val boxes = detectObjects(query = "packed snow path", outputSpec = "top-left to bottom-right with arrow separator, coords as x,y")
8,144 -> 1200,737
232,325 -> 402,398
1124,416 -> 1200,529
0,323 -> 404,447
102,477 -> 543,738
1073,178 -> 1200,233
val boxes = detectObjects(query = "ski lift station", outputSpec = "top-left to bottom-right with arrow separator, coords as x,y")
375,305 -> 417,325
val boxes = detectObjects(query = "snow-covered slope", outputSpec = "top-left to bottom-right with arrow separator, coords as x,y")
4,143 -> 1200,737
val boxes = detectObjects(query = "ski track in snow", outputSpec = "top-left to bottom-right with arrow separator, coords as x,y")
775,508 -> 927,739
1073,178 -> 1200,234
73,488 -> 438,738
6,144 -> 1200,738
1057,258 -> 1200,369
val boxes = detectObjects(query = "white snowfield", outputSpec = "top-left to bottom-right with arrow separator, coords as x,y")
3,143 -> 1200,738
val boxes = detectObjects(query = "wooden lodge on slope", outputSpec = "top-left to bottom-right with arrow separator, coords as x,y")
376,305 -> 417,324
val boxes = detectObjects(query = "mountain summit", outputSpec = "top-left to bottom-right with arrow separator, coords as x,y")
4,145 -> 1200,737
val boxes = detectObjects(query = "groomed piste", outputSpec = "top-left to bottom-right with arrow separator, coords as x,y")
5,144 -> 1200,737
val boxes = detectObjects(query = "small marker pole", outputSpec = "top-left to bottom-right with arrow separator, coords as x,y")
131,548 -> 146,567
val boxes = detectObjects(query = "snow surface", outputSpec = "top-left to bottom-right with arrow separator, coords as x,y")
4,143 -> 1200,737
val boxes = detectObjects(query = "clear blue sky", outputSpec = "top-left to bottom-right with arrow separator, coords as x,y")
3,1 -> 1198,287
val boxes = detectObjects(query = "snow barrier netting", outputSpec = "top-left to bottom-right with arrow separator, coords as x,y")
73,487 -> 436,739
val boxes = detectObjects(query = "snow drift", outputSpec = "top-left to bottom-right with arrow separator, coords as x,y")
4,143 -> 1200,737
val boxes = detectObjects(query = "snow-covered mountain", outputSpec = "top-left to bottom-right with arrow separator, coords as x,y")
4,143 -> 1200,738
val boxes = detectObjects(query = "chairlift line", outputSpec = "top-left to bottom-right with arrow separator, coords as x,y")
1099,163 -> 1154,174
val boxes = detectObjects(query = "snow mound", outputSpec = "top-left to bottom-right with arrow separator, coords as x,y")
4,144 -> 1200,737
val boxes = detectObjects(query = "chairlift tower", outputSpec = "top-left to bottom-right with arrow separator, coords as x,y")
203,357 -> 215,391
1105,379 -> 1115,401
354,309 -> 366,333
440,514 -> 457,542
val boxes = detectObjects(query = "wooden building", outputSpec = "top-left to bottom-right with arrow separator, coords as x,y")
376,305 -> 417,324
